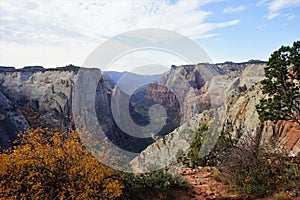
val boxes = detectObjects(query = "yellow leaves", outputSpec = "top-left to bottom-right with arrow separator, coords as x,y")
0,127 -> 123,199
244,176 -> 252,183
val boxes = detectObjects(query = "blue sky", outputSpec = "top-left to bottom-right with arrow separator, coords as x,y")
0,0 -> 299,69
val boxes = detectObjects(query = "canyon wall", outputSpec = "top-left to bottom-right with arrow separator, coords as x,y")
130,63 -> 300,173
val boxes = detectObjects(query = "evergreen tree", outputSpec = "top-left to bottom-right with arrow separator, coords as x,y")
256,41 -> 300,125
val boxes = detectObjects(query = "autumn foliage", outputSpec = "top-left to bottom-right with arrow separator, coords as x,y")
0,127 -> 123,199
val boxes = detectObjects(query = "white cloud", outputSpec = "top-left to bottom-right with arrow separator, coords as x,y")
267,12 -> 280,20
285,14 -> 296,20
223,5 -> 245,13
257,0 -> 300,19
0,0 -> 240,68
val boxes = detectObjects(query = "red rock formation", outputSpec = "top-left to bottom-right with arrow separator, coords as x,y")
145,83 -> 179,108
274,120 -> 300,153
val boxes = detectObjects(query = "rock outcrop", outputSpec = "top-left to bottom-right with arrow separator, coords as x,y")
0,68 -> 77,126
0,67 -> 160,151
145,62 -> 266,123
0,67 -> 80,148
130,64 -> 299,173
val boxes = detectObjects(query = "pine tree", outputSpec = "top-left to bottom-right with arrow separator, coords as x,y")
256,41 -> 300,125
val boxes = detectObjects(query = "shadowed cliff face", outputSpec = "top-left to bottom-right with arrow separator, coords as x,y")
143,83 -> 181,135
0,88 -> 29,149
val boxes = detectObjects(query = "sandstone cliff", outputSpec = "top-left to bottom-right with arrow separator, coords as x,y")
130,64 -> 300,173
145,62 -> 266,124
0,67 -> 79,148
0,67 -> 159,151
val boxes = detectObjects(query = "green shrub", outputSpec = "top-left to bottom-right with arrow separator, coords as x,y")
212,169 -> 230,185
177,124 -> 237,168
186,124 -> 209,167
63,64 -> 80,73
175,148 -> 185,164
120,169 -> 189,200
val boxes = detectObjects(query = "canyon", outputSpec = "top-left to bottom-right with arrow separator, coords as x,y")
0,61 -> 299,173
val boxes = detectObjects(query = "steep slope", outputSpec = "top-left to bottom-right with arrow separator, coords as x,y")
130,64 -> 300,173
0,67 -> 80,148
0,67 -> 77,127
145,62 -> 266,123
130,83 -> 300,172
0,67 -> 157,152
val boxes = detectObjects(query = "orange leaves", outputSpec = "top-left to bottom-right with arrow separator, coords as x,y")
0,127 -> 123,199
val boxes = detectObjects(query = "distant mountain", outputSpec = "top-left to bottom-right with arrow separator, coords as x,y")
103,71 -> 162,93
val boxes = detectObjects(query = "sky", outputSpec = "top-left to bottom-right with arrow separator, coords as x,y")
0,0 -> 300,70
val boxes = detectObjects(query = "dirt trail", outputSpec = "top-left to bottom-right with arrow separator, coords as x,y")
176,167 -> 300,200
176,167 -> 248,200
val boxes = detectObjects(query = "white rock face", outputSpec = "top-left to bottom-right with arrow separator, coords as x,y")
130,113 -> 203,173
159,62 -> 266,122
0,70 -> 77,124
0,67 -> 155,152
224,83 -> 264,138
0,68 -> 117,148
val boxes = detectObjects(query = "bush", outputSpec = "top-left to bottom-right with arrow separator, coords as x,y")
177,124 -> 300,198
219,135 -> 300,198
186,124 -> 209,167
177,124 -> 237,168
0,127 -> 123,199
120,169 -> 189,200
212,169 -> 230,185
